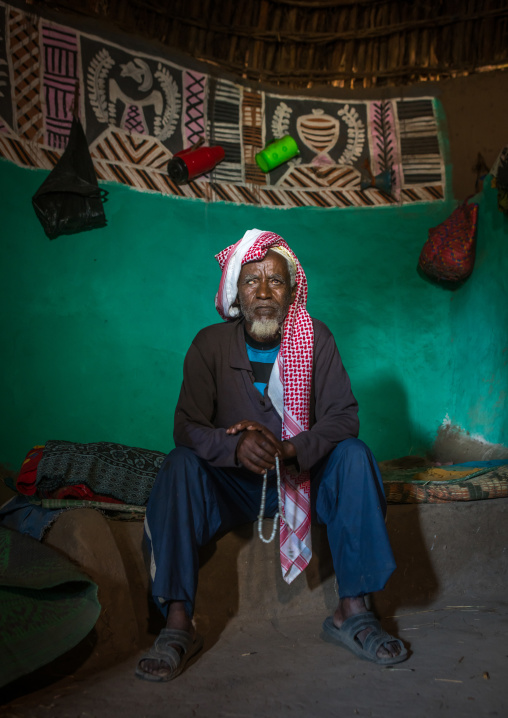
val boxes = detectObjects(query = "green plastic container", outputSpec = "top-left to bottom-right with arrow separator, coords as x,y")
255,135 -> 299,173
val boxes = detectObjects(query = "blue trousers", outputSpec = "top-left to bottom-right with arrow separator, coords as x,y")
144,438 -> 396,618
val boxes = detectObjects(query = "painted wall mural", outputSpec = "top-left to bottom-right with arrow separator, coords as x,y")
0,2 -> 446,209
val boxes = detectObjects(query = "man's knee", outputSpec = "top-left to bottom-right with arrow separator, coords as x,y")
165,446 -> 202,471
315,438 -> 384,522
318,438 -> 379,496
151,446 -> 204,497
327,437 -> 373,468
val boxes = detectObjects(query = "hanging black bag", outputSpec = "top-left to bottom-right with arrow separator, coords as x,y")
32,113 -> 107,240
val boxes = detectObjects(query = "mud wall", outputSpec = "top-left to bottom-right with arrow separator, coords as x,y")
1,71 -> 507,472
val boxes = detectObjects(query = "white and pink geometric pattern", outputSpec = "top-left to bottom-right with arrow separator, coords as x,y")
41,23 -> 80,149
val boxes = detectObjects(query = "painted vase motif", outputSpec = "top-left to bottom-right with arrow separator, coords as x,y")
296,109 -> 340,164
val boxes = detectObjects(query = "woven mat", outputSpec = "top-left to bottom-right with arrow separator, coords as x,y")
381,463 -> 508,504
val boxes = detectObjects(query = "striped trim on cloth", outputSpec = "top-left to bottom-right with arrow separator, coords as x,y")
215,229 -> 313,584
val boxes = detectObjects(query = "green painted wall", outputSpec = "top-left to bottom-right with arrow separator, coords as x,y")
1,157 -> 506,472
447,181 -> 508,444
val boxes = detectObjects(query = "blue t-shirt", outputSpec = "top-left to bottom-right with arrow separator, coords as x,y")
245,333 -> 280,395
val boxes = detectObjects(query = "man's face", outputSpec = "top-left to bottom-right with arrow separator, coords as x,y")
236,250 -> 296,342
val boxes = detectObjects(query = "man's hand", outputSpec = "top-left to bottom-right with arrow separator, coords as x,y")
227,419 -> 274,439
227,420 -> 296,474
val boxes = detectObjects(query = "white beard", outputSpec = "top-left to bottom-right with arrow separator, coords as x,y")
249,318 -> 281,341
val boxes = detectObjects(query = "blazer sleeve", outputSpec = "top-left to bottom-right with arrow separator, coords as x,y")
173,340 -> 241,467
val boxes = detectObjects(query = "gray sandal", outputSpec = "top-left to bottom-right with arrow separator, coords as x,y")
135,628 -> 203,682
322,613 -> 408,665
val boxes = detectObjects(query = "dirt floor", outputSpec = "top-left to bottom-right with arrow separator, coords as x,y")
1,598 -> 507,718
1,490 -> 507,717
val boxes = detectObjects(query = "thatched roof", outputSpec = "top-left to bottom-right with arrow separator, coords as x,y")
33,0 -> 508,88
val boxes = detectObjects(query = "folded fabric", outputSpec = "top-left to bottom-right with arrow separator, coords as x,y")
16,440 -> 166,506
50,484 -> 123,503
0,494 -> 145,543
16,446 -> 45,496
0,495 -> 66,541
16,447 -> 124,504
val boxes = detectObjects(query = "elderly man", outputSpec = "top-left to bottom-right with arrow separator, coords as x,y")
136,229 -> 407,682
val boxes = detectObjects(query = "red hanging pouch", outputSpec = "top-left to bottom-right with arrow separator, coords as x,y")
418,199 -> 479,287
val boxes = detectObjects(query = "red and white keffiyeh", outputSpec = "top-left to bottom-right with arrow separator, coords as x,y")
215,228 -> 314,584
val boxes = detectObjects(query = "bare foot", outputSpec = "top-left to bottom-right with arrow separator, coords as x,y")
333,596 -> 402,660
138,601 -> 194,680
